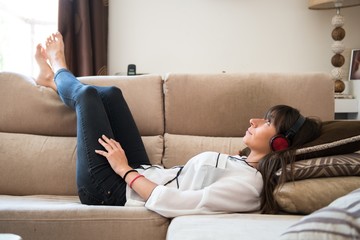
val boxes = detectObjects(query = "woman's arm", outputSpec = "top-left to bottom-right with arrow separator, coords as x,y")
95,135 -> 158,201
145,176 -> 262,218
121,168 -> 158,200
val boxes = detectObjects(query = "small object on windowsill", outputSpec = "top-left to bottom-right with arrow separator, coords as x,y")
334,93 -> 354,99
128,64 -> 136,76
114,72 -> 148,76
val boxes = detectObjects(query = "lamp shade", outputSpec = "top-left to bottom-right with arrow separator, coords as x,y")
309,0 -> 360,9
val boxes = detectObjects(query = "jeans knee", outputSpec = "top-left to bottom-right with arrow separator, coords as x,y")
105,86 -> 123,98
97,86 -> 125,104
76,85 -> 99,103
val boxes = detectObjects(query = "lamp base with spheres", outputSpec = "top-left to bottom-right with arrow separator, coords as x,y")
331,10 -> 346,93
308,0 -> 360,94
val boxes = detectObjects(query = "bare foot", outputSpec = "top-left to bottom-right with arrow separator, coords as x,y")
34,43 -> 57,91
45,32 -> 67,74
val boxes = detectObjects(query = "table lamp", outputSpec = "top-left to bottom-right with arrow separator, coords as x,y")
308,0 -> 360,94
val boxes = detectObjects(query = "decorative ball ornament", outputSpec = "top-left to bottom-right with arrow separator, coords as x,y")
331,67 -> 343,80
331,27 -> 345,41
331,41 -> 345,54
334,79 -> 345,93
331,54 -> 345,67
332,14 -> 345,27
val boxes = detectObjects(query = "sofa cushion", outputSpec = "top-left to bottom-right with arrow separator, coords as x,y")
296,121 -> 360,160
0,132 -> 163,195
0,71 -> 164,136
279,188 -> 360,240
0,132 -> 77,195
164,73 -> 333,137
0,195 -> 169,240
0,234 -> 22,240
162,133 -> 246,168
275,176 -> 360,214
167,213 -> 302,240
0,72 -> 76,136
276,153 -> 360,181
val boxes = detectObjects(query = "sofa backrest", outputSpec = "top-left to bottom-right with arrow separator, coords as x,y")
80,75 -> 165,137
0,72 -> 164,137
164,72 -> 334,137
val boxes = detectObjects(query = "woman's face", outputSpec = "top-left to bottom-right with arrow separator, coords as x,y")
243,118 -> 277,154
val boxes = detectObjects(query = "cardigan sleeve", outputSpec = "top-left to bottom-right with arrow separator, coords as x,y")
144,175 -> 262,218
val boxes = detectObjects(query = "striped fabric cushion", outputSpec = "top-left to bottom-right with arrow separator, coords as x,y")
276,153 -> 360,181
279,188 -> 360,240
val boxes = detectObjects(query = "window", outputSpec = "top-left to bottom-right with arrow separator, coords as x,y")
0,0 -> 58,77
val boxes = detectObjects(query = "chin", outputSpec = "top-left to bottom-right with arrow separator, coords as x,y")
242,137 -> 249,146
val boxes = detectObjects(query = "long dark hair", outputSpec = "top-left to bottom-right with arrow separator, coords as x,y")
241,105 -> 322,214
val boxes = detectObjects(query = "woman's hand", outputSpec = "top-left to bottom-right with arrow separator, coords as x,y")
95,135 -> 158,201
95,135 -> 130,176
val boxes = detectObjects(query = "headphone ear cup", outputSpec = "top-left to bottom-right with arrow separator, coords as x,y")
270,135 -> 290,151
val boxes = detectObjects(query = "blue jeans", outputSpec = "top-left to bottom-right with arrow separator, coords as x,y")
54,69 -> 150,206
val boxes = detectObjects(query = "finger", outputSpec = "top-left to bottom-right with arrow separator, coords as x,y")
102,135 -> 118,149
98,137 -> 112,151
110,138 -> 121,148
102,134 -> 110,141
95,149 -> 107,157
102,135 -> 115,146
115,141 -> 121,149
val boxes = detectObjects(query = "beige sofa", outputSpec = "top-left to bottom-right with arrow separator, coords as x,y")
0,71 -> 358,240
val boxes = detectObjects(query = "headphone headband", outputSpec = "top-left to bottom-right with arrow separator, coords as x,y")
285,115 -> 306,140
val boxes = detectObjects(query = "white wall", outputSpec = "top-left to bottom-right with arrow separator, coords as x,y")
108,0 -> 360,97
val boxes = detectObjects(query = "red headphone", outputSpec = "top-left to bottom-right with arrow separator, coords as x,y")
270,115 -> 306,151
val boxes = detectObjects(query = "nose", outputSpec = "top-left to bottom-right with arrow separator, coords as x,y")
249,118 -> 264,127
249,118 -> 256,127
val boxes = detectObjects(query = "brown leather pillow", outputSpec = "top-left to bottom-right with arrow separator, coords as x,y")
296,121 -> 360,160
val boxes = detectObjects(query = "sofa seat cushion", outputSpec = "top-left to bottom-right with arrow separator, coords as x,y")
167,213 -> 302,240
0,234 -> 22,240
0,195 -> 169,240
